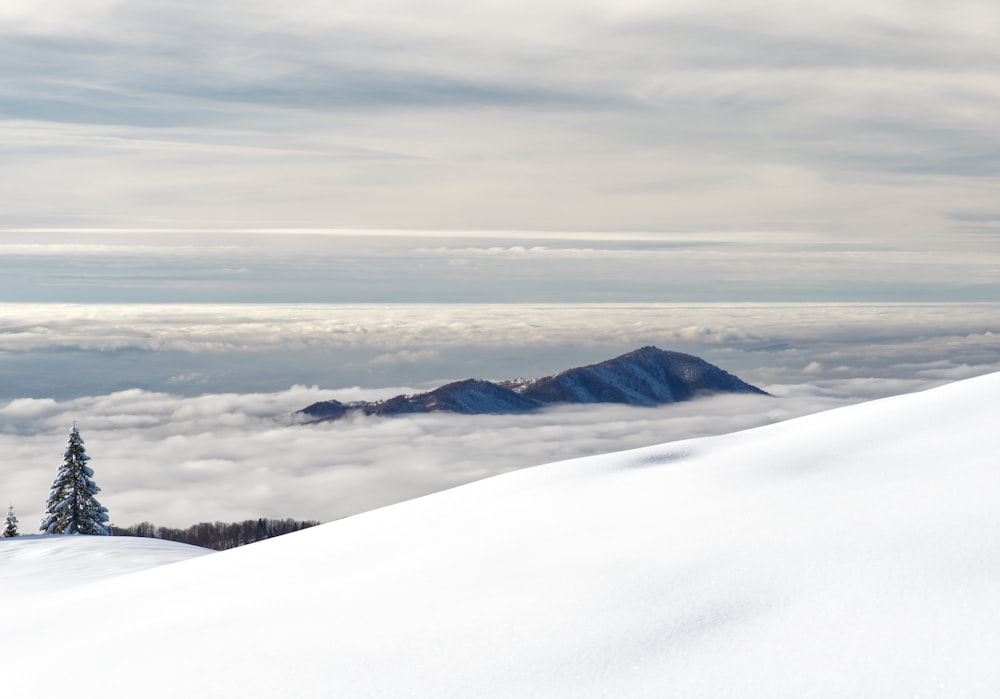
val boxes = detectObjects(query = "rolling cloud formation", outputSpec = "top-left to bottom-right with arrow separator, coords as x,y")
1,302 -> 997,529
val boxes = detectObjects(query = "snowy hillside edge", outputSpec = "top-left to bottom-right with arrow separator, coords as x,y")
2,371 -> 999,697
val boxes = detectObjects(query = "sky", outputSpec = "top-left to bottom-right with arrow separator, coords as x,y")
0,0 -> 998,303
1,2 -> 999,528
0,229 -> 998,302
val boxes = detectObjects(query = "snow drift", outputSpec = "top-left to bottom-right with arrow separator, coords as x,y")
2,372 -> 999,697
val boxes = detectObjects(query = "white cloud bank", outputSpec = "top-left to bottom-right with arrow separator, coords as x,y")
1,301 -> 998,530
1,370 -> 992,531
2,301 -> 998,355
0,383 -> 860,530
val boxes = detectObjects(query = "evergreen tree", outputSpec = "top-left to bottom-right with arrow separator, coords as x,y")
40,424 -> 111,535
2,504 -> 18,537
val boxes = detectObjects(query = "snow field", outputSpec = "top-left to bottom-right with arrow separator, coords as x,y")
2,371 -> 999,697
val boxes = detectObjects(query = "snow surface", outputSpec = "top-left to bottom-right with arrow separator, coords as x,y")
0,535 -> 211,597
3,372 -> 1000,697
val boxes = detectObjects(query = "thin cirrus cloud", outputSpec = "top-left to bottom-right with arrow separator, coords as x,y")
1,1 -> 999,235
0,232 -> 998,302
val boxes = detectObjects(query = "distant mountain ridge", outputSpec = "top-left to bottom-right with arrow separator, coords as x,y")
299,346 -> 767,422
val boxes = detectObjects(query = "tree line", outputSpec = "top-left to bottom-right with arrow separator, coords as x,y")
111,517 -> 321,551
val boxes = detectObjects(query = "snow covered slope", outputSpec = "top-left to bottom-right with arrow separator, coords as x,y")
3,372 -> 1000,697
0,535 -> 211,597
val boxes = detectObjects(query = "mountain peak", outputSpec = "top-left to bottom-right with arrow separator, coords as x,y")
622,345 -> 661,356
299,347 -> 767,421
517,345 -> 766,407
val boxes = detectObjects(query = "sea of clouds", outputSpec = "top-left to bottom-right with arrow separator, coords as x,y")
1,302 -> 998,530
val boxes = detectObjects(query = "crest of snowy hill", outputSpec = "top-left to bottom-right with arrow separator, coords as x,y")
299,345 -> 767,420
4,371 -> 1000,698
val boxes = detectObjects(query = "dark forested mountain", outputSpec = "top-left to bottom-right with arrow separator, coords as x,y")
517,346 -> 766,405
299,346 -> 767,422
299,379 -> 543,420
372,379 -> 543,416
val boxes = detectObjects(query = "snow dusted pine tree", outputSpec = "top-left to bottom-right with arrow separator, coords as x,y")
2,504 -> 18,537
40,424 -> 111,535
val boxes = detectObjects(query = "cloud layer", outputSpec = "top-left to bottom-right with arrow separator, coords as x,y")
1,0 -> 999,238
1,302 -> 998,530
1,302 -> 997,395
0,229 -> 997,302
0,384 -> 883,530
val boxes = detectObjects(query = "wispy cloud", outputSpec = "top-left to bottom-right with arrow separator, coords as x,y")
1,1 -> 999,237
0,231 -> 997,302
